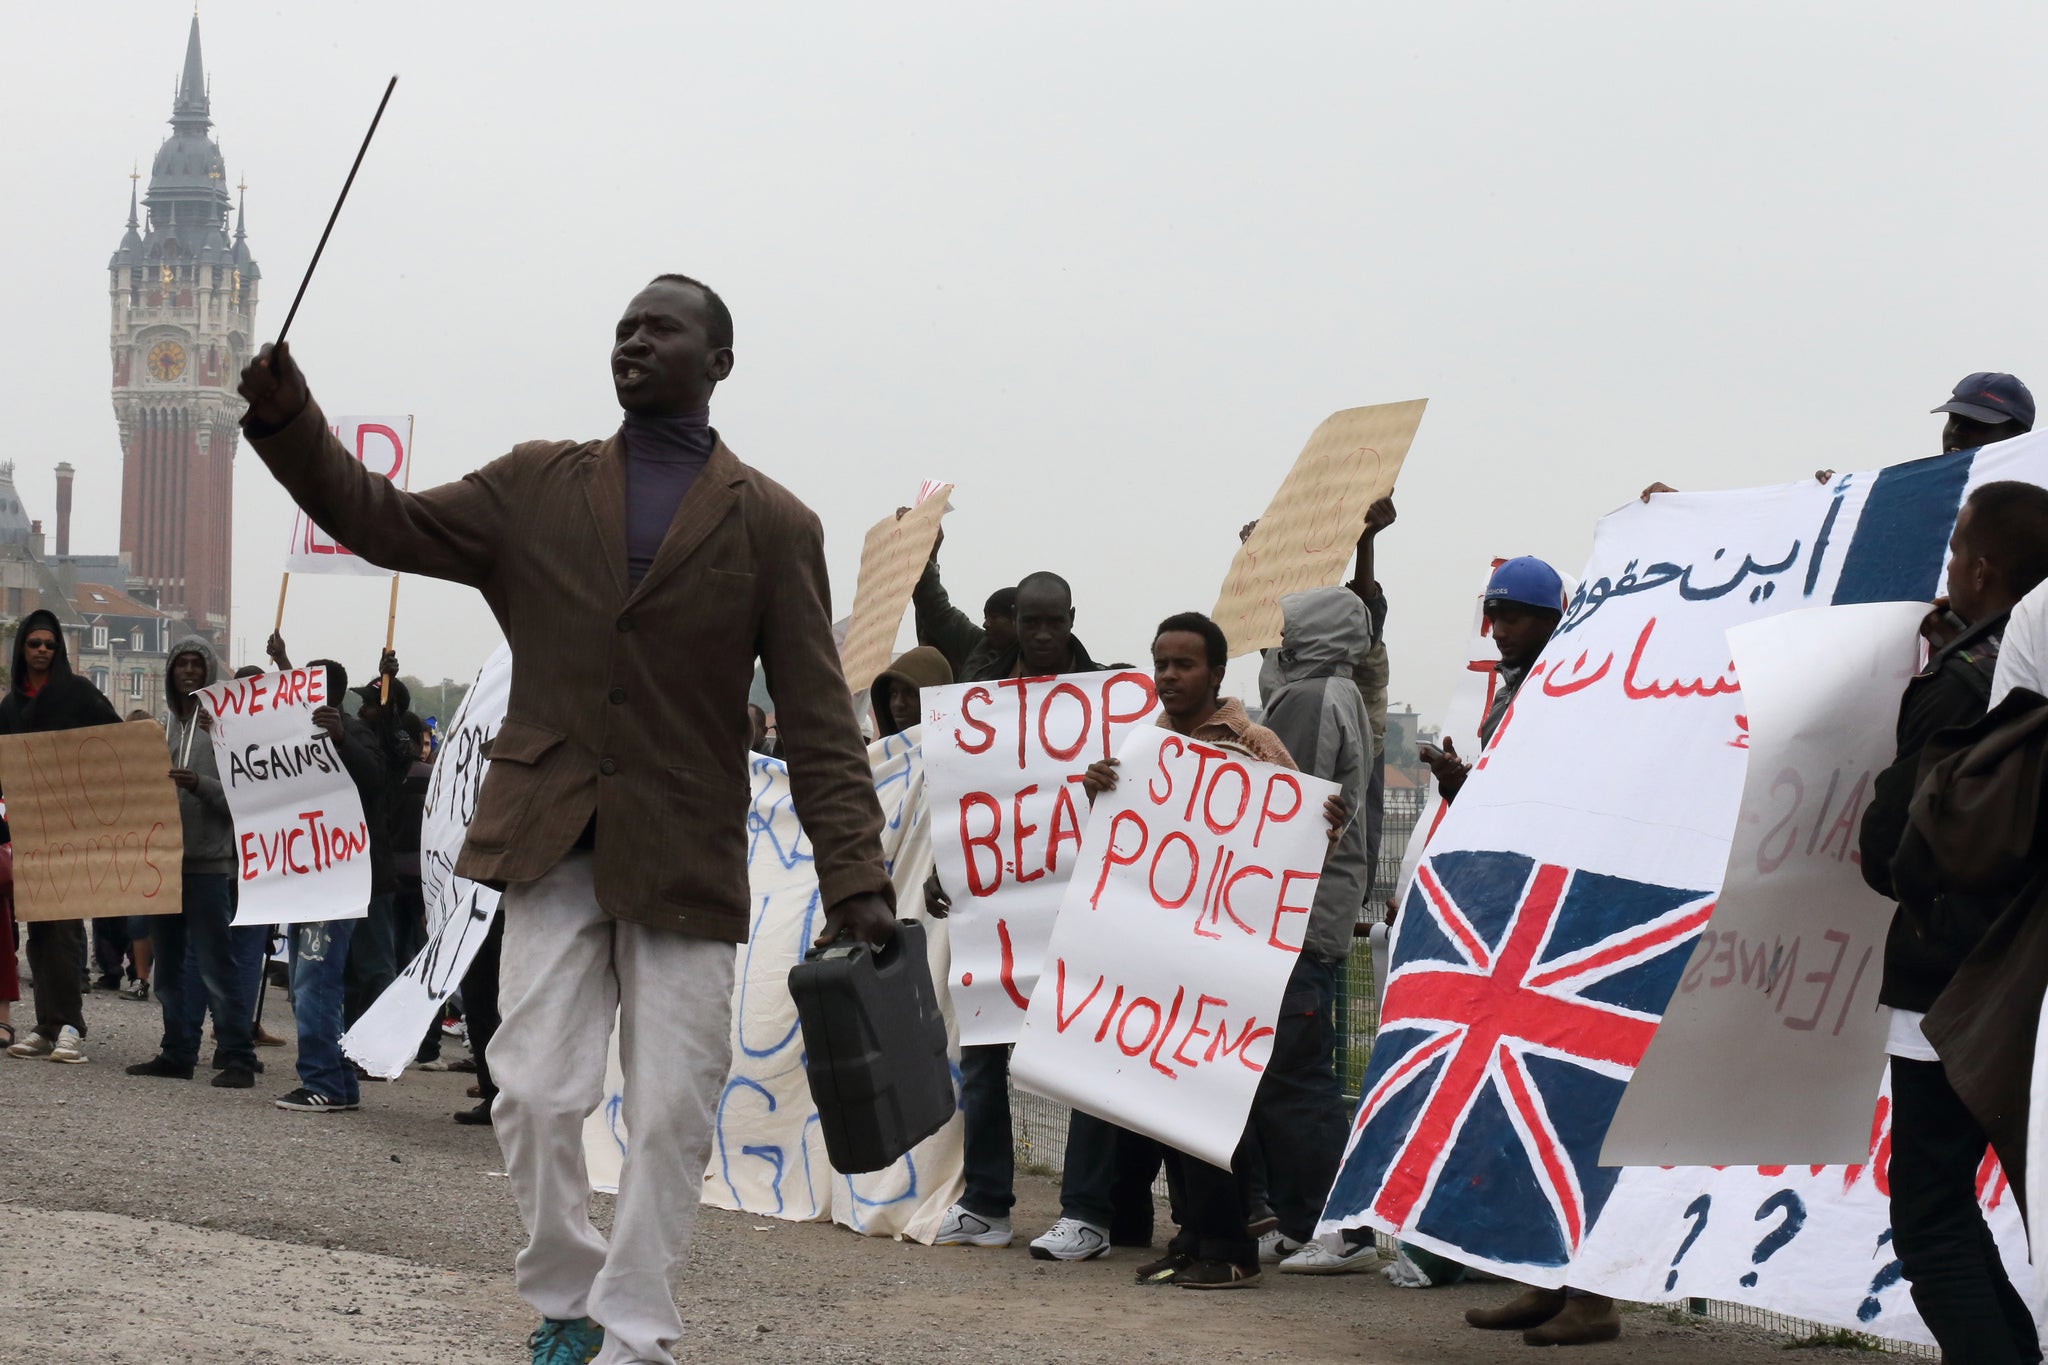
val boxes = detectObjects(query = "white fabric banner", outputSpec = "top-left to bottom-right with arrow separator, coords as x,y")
583,729 -> 965,1242
1323,433 -> 2048,1292
195,668 -> 370,927
1010,726 -> 1338,1169
1604,603 -> 1924,1166
285,415 -> 411,576
922,670 -> 1161,1044
1573,1069 -> 2029,1349
343,646 -> 511,1079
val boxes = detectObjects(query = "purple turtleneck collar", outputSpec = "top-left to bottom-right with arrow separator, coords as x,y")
621,408 -> 714,586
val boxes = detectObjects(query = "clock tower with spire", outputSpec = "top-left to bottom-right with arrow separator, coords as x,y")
108,14 -> 258,642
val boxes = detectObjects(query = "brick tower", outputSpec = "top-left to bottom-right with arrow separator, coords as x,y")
108,16 -> 258,642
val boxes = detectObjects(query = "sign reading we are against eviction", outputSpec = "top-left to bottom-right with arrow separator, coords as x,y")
195,667 -> 371,927
1011,726 -> 1337,1169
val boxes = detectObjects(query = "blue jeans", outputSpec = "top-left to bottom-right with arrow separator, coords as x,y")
152,874 -> 260,1071
959,1044 -> 1016,1218
289,919 -> 360,1104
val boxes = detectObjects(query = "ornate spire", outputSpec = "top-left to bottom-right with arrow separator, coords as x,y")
233,178 -> 246,242
172,15 -> 209,129
127,166 -> 140,230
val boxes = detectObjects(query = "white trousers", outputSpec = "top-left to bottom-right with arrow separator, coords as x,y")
492,853 -> 735,1365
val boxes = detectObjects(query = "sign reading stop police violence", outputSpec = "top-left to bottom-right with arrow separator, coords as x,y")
1011,726 -> 1338,1168
195,667 -> 372,927
923,669 -> 1161,1044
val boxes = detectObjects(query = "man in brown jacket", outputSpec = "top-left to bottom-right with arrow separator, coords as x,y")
238,274 -> 894,1365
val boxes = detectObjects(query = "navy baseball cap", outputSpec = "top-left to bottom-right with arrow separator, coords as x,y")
1933,372 -> 2035,428
1485,556 -> 1566,613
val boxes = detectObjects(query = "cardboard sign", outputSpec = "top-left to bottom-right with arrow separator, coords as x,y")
1322,435 -> 2048,1287
922,669 -> 1162,1045
838,489 -> 952,695
285,415 -> 412,576
1603,602 -> 1924,1166
1011,727 -> 1338,1168
583,730 -> 965,1243
0,719 -> 182,923
195,667 -> 371,927
1211,401 -> 1426,655
344,645 -> 510,1079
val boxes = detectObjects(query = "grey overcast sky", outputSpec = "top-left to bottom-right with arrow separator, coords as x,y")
5,2 -> 2041,721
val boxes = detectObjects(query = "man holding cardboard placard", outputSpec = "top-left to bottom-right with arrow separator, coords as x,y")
2,610 -> 133,1065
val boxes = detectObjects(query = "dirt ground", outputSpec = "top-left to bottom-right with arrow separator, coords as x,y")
0,978 -> 1889,1363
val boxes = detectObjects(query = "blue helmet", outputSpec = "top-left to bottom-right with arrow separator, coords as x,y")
1485,556 -> 1565,613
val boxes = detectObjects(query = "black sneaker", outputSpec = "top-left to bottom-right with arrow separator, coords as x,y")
1135,1251 -> 1192,1285
125,1056 -> 194,1080
212,1067 -> 256,1090
1174,1259 -> 1260,1290
211,1056 -> 264,1073
274,1087 -> 358,1112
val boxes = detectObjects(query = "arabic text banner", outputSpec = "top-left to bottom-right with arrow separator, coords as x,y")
0,720 -> 182,923
343,645 -> 510,1078
1322,434 -> 2048,1287
1010,727 -> 1337,1169
1604,603 -> 1924,1166
287,415 -> 412,576
196,668 -> 371,927
582,730 -> 964,1242
923,670 -> 1161,1045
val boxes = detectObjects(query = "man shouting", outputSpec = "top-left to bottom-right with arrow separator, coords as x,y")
239,274 -> 894,1365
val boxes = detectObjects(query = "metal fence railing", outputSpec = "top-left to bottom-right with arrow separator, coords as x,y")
1008,783 -> 1931,1357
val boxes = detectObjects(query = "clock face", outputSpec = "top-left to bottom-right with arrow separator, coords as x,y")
147,340 -> 187,383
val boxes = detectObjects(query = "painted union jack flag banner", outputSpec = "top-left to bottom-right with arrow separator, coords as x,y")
1329,850 -> 1713,1270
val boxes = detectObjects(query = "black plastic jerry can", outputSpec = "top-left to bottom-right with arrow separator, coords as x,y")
788,919 -> 954,1174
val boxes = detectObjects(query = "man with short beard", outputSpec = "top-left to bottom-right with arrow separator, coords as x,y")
239,274 -> 892,1365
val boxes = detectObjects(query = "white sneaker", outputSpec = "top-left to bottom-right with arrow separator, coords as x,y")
932,1204 -> 1012,1248
1029,1217 -> 1110,1262
7,1031 -> 54,1058
1279,1235 -> 1377,1275
1258,1231 -> 1307,1264
48,1025 -> 88,1064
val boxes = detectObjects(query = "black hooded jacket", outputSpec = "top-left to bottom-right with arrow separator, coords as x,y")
312,659 -> 412,897
0,610 -> 122,844
0,610 -> 121,737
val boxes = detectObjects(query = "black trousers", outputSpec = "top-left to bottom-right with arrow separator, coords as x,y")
462,912 -> 504,1102
1890,1057 -> 2041,1365
25,920 -> 86,1038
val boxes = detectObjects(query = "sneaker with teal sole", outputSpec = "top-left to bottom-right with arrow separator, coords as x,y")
527,1316 -> 603,1364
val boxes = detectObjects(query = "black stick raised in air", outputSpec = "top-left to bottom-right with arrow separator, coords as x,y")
276,75 -> 398,344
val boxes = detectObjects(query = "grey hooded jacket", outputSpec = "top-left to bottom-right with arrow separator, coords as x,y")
165,634 -> 235,877
1258,588 -> 1374,961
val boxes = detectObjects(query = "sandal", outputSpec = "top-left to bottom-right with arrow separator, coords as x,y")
0,1023 -> 14,1048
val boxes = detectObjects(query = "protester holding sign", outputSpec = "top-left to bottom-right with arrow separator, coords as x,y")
1419,557 -> 1565,805
910,521 -> 1015,682
1249,588 -> 1375,1275
125,637 -> 261,1089
239,273 -> 894,1365
925,572 -> 1151,1263
1860,481 -> 2048,1365
1,610 -> 121,1065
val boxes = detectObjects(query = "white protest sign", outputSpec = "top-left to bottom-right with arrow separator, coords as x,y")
286,415 -> 412,576
922,670 -> 1161,1045
1011,726 -> 1337,1169
1573,1068 -> 2029,1349
196,667 -> 371,927
583,730 -> 965,1242
1604,602 -> 1924,1166
1324,433 -> 2048,1287
343,645 -> 510,1079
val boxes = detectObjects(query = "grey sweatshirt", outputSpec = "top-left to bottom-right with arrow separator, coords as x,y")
1258,588 -> 1375,962
164,634 -> 235,877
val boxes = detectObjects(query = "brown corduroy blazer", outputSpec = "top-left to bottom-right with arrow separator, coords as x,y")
247,397 -> 891,943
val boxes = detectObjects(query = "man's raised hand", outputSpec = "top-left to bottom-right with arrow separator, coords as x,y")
238,341 -> 310,430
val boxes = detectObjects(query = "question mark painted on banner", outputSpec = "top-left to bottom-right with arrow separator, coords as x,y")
1665,1194 -> 1712,1292
1857,1229 -> 1905,1323
1739,1190 -> 1807,1288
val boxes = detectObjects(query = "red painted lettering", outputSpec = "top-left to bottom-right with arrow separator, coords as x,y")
1252,773 -> 1303,846
959,792 -> 1003,896
955,687 -> 998,754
